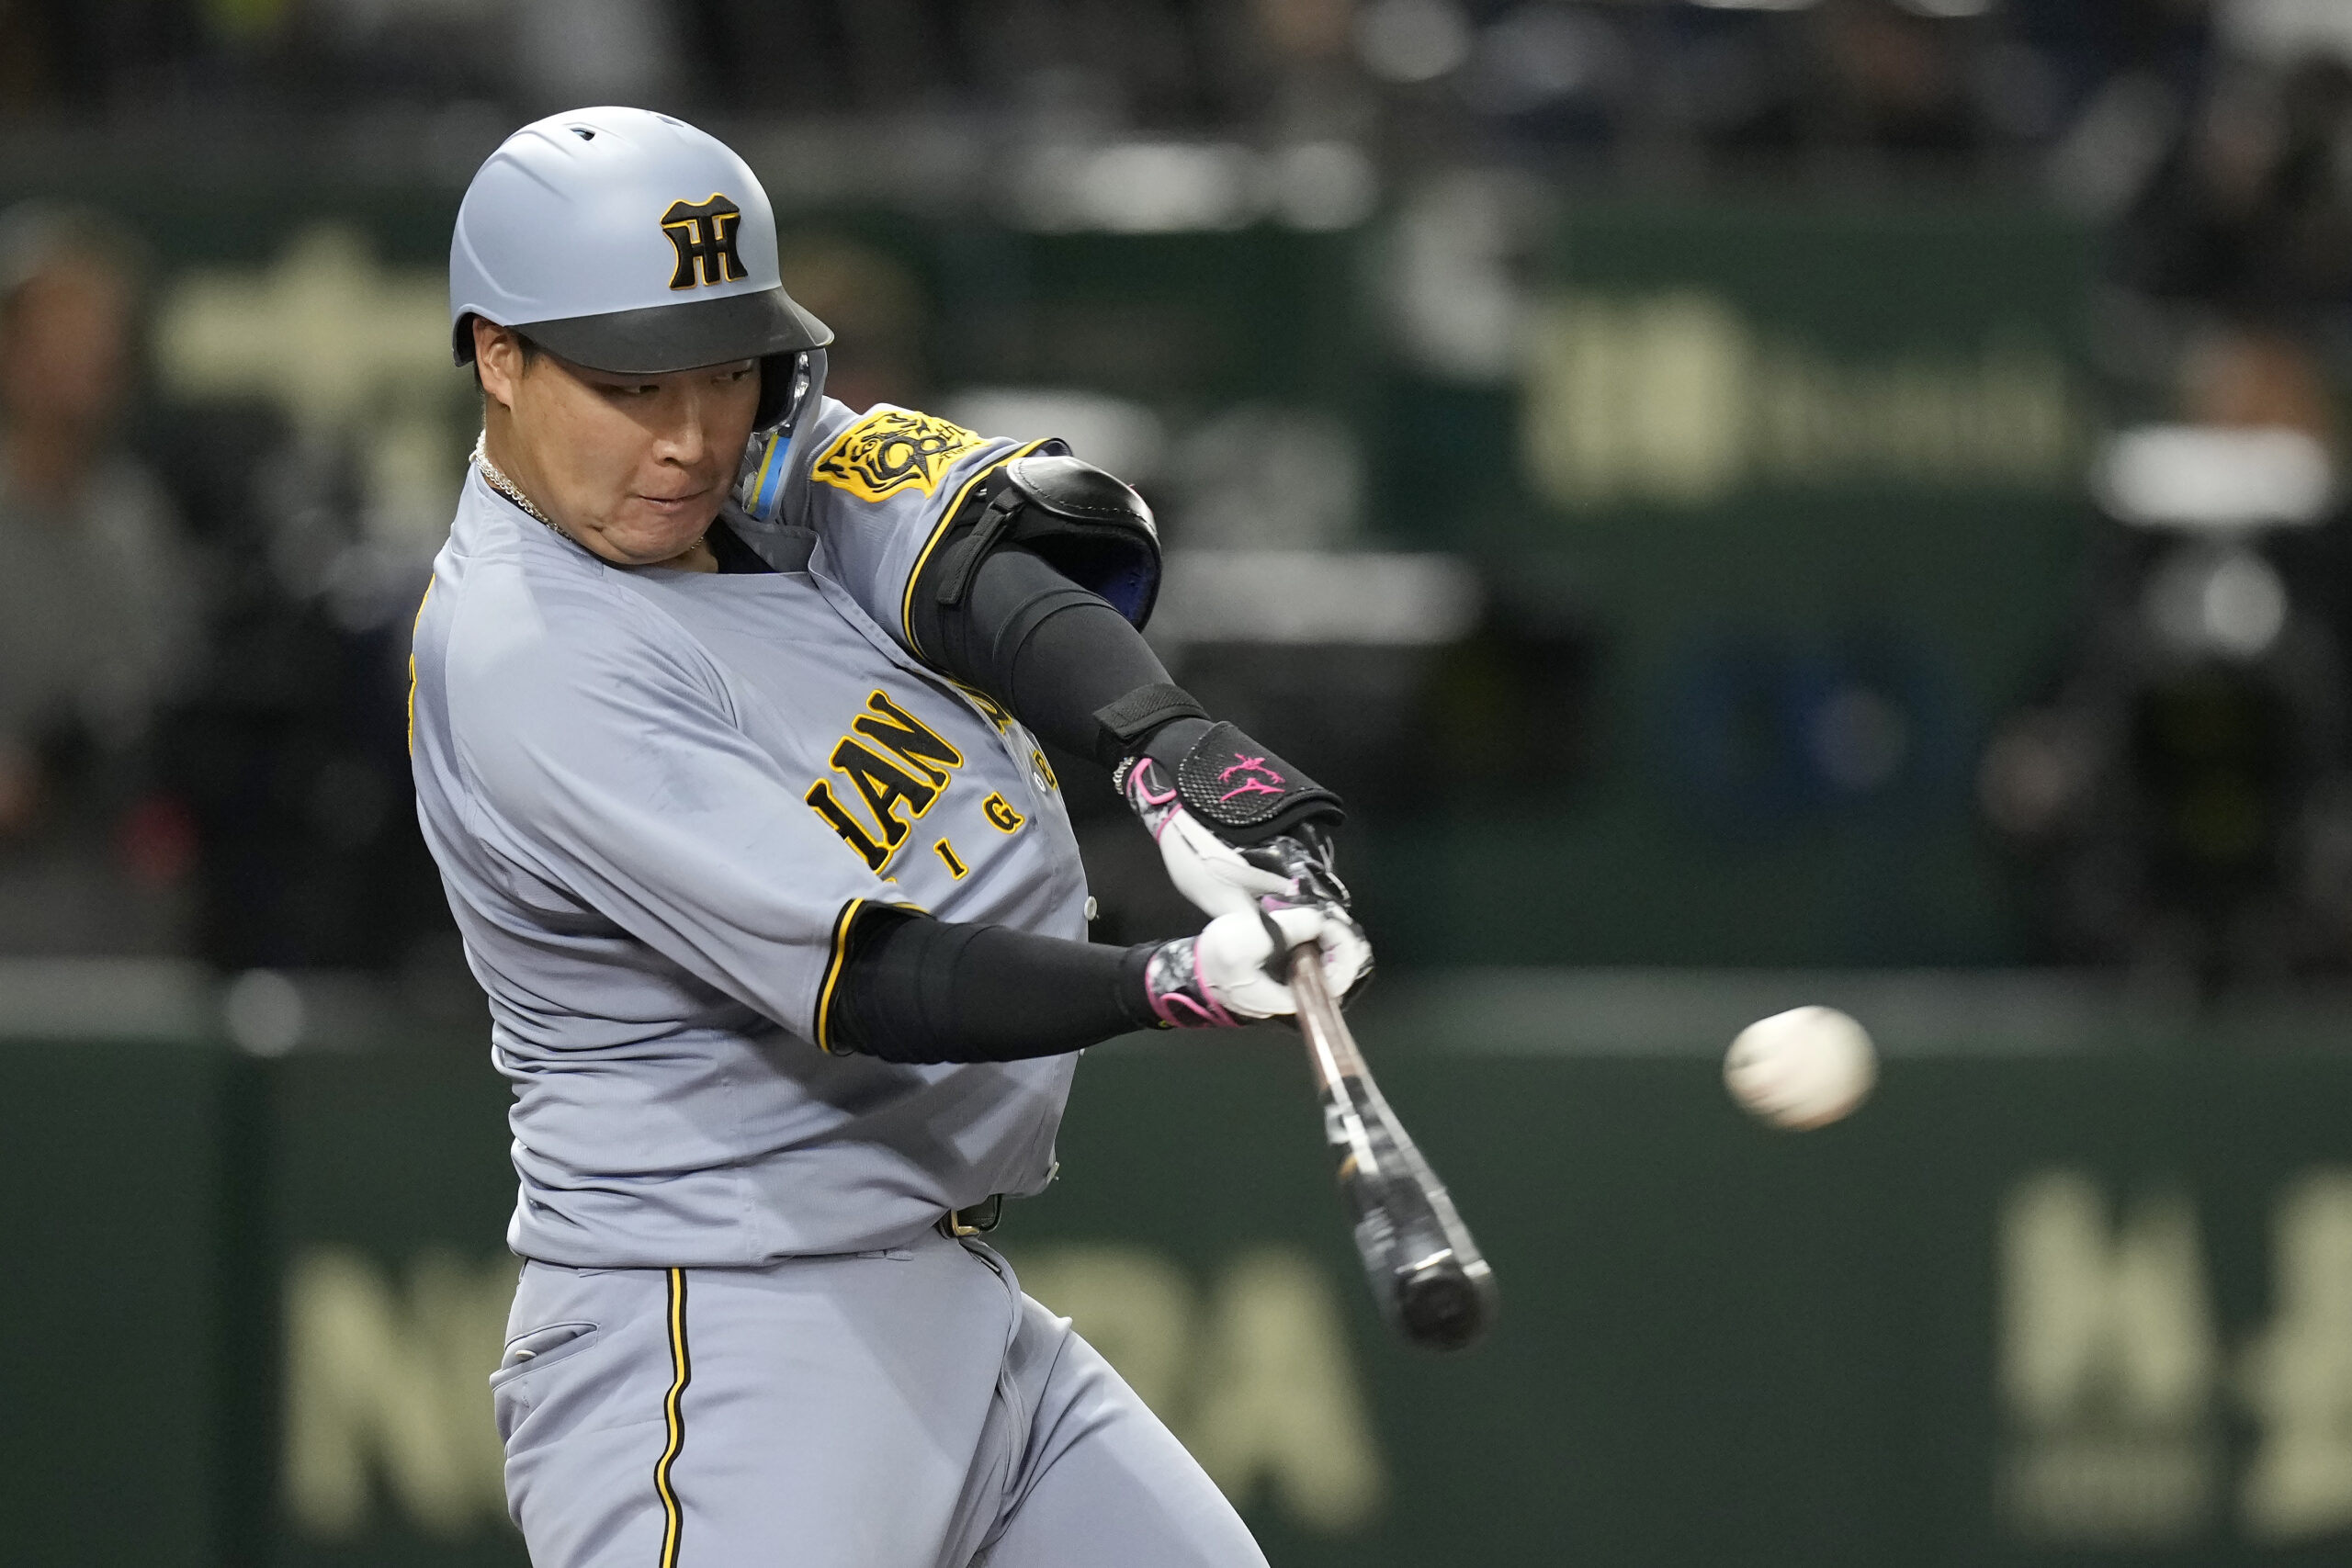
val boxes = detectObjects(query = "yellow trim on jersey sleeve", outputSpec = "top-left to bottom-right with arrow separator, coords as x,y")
404,579 -> 435,756
814,897 -> 929,1054
897,438 -> 1049,660
814,897 -> 866,1054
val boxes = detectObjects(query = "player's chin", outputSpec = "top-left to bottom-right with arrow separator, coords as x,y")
606,493 -> 720,561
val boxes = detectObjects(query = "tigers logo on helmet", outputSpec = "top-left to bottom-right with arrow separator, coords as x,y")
661,195 -> 749,290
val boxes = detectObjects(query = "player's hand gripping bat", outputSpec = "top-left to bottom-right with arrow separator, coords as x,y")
1266,839 -> 1498,1351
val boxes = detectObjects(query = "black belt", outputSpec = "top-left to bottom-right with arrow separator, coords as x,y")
937,1194 -> 1005,1238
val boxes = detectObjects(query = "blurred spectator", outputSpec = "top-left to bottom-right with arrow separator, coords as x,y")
0,2 -> 200,123
1812,0 -> 1986,156
2118,53 -> 2352,316
1982,324 -> 2352,988
2181,321 -> 2336,434
0,203 -> 198,955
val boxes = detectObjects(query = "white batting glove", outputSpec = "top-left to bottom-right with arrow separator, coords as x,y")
1143,906 -> 1373,1028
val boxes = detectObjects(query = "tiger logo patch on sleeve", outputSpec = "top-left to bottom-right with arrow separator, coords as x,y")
810,408 -> 988,502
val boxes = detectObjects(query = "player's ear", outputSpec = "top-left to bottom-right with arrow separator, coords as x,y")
473,319 -> 528,410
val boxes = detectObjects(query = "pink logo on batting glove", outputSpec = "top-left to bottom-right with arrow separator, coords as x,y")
1216,753 -> 1286,805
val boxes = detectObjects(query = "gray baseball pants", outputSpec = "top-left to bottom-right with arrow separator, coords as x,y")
492,1228 -> 1267,1567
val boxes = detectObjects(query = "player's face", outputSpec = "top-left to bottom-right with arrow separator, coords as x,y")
480,326 -> 761,568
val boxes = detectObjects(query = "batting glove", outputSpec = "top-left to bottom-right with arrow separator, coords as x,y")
1119,723 -> 1350,920
1143,905 -> 1374,1029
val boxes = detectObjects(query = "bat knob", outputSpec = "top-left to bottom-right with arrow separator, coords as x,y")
1397,1259 -> 1497,1352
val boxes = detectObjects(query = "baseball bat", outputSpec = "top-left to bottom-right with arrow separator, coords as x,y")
1289,944 -> 1498,1351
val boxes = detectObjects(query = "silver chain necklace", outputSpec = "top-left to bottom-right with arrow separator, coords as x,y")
471,432 -> 580,545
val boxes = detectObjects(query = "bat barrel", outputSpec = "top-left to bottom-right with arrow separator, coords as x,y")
1351,1160 -> 1498,1350
1298,933 -> 1500,1352
1397,1258 -> 1495,1351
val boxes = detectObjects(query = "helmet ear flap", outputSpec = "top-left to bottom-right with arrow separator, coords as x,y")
753,346 -> 823,431
735,349 -> 828,524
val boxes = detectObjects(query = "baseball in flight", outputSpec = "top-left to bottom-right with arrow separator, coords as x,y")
1724,1006 -> 1878,1130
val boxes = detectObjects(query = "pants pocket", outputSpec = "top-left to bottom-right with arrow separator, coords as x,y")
490,1321 -> 601,1440
493,1320 -> 601,1381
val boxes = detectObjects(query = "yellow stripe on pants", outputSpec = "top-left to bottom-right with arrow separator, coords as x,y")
654,1269 -> 690,1567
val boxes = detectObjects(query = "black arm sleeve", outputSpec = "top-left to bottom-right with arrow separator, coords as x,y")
920,539 -> 1342,841
920,544 -> 1200,766
828,907 -> 1162,1064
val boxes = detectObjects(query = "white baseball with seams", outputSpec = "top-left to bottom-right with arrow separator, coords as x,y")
1724,1006 -> 1878,1130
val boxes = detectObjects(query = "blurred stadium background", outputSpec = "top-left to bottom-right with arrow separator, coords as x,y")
6,0 -> 2352,1562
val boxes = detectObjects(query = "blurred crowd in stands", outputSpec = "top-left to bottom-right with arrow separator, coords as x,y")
0,0 -> 2258,171
0,0 -> 2349,987
0,201 -> 445,989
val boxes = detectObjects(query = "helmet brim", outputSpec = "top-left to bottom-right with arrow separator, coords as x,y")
455,286 -> 833,373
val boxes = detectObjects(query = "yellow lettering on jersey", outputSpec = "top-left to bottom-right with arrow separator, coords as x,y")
953,682 -> 1017,735
807,690 -> 971,871
854,692 -> 963,785
1029,749 -> 1058,793
810,408 -> 986,502
806,781 -> 889,871
832,739 -> 935,849
982,793 -> 1025,834
933,839 -> 969,879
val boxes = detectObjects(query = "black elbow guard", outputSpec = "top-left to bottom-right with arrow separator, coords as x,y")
925,454 -> 1161,636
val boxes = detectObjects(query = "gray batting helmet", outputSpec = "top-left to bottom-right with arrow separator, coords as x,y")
449,107 -> 831,425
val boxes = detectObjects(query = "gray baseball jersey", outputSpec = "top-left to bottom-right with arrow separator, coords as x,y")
410,400 -> 1089,1268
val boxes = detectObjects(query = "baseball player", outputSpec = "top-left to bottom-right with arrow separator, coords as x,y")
409,107 -> 1370,1567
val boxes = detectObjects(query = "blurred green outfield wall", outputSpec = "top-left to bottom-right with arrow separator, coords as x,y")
1374,201 -> 2094,968
17,1028 -> 2352,1568
0,1043 -> 257,1568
